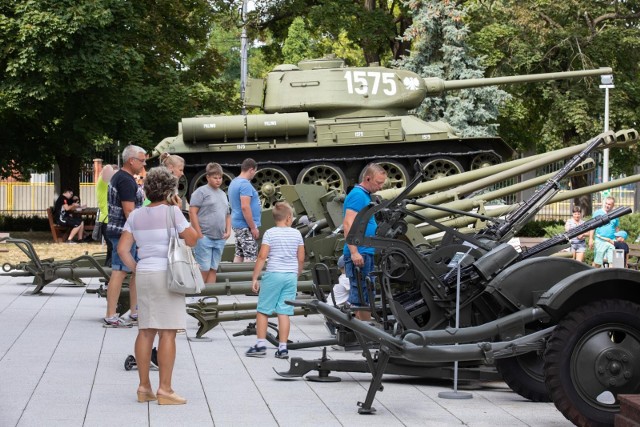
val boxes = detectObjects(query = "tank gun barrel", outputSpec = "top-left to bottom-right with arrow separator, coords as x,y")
423,67 -> 613,95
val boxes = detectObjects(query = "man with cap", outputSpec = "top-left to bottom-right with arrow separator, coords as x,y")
614,230 -> 630,268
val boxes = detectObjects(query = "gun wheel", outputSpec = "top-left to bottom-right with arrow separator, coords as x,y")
496,351 -> 550,402
251,165 -> 293,209
297,162 -> 347,193
381,251 -> 411,279
544,299 -> 640,426
470,153 -> 500,170
422,158 -> 463,180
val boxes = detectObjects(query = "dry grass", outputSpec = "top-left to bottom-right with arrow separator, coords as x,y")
0,231 -> 107,268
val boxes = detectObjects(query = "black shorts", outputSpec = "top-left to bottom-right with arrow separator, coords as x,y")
58,216 -> 82,228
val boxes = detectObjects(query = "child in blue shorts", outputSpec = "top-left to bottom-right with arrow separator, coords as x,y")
245,202 -> 305,359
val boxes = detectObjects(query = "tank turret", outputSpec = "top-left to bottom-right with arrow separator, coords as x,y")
153,55 -> 612,208
248,56 -> 610,119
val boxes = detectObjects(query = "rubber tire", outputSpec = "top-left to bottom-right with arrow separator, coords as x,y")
496,352 -> 551,402
124,355 -> 136,371
544,299 -> 640,427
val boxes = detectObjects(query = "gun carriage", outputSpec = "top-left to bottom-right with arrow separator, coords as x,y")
278,129 -> 640,427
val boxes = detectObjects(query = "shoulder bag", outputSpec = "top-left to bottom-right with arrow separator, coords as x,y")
92,208 -> 103,241
166,206 -> 204,295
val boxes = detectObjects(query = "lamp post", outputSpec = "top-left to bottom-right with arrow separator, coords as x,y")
599,72 -> 614,183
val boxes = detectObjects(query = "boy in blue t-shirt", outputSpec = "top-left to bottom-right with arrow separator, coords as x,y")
245,202 -> 305,359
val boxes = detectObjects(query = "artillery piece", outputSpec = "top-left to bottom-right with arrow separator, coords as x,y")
152,54 -> 612,206
276,129 -> 640,426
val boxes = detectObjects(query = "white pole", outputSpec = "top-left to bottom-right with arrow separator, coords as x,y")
240,0 -> 248,117
603,87 -> 610,183
600,73 -> 614,184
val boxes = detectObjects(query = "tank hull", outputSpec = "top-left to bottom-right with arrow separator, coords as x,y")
156,114 -> 515,204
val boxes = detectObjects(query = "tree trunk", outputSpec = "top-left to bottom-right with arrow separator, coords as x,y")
571,174 -> 593,216
54,154 -> 82,195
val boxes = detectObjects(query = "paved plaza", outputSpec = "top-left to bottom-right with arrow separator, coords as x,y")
0,275 -> 572,426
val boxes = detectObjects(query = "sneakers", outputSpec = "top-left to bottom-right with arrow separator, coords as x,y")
245,345 -> 267,357
128,313 -> 138,323
103,316 -> 133,328
275,349 -> 289,360
65,240 -> 77,244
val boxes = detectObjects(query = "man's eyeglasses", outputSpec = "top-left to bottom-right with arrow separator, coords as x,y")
132,158 -> 146,164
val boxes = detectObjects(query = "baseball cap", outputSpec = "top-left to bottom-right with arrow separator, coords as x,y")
615,230 -> 628,239
337,255 -> 345,268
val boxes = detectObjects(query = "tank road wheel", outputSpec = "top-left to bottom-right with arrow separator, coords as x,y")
544,299 -> 640,426
470,153 -> 501,170
188,168 -> 235,196
251,166 -> 293,210
297,162 -> 347,193
496,352 -> 550,402
422,158 -> 463,180
177,175 -> 188,198
360,160 -> 409,190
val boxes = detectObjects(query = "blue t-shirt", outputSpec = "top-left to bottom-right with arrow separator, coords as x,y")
343,185 -> 376,256
228,177 -> 261,229
593,208 -> 619,239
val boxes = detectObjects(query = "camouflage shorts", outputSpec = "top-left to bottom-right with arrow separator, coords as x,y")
233,227 -> 258,261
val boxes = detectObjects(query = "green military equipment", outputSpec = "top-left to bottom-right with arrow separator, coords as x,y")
152,54 -> 612,207
274,129 -> 640,426
0,238 -> 111,294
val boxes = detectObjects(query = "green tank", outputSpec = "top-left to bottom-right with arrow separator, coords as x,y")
152,55 -> 611,207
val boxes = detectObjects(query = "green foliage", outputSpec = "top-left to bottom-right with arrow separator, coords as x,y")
0,0 -> 238,184
397,0 -> 510,137
282,17 -> 315,65
619,213 -> 640,243
465,0 -> 640,174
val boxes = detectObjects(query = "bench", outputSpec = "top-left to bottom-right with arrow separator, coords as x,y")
47,207 -> 71,243
46,207 -> 95,243
626,244 -> 640,270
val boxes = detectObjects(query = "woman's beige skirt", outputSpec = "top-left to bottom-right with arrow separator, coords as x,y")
136,270 -> 186,330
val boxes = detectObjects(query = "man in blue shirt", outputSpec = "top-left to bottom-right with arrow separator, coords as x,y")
342,163 -> 387,321
589,196 -> 620,267
228,158 -> 261,262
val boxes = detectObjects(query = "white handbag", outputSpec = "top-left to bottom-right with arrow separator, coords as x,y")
166,206 -> 204,295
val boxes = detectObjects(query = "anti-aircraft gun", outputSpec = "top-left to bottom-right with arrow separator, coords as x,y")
152,55 -> 612,207
278,129 -> 640,426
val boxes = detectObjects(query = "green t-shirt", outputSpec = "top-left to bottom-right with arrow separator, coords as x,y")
96,176 -> 109,223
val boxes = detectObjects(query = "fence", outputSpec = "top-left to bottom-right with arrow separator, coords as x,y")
0,167 -> 637,221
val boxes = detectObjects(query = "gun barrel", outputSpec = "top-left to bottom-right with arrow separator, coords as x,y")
424,67 -> 613,95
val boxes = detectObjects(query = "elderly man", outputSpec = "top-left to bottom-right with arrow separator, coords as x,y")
103,145 -> 146,327
589,196 -> 620,268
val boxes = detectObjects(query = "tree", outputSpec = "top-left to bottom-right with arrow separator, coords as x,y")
282,17 -> 316,65
0,0 -> 235,192
396,0 -> 510,137
243,0 -> 411,65
464,0 -> 640,212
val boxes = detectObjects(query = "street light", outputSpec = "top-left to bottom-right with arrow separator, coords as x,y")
600,72 -> 614,183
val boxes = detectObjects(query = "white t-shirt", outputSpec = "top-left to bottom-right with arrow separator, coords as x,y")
123,205 -> 190,271
262,226 -> 304,273
332,273 -> 350,305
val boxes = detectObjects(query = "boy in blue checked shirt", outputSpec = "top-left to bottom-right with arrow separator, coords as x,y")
246,202 -> 305,359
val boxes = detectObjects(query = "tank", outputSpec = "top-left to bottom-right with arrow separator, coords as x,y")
152,55 -> 612,207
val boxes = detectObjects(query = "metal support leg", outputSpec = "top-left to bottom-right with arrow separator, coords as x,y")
357,347 -> 391,414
